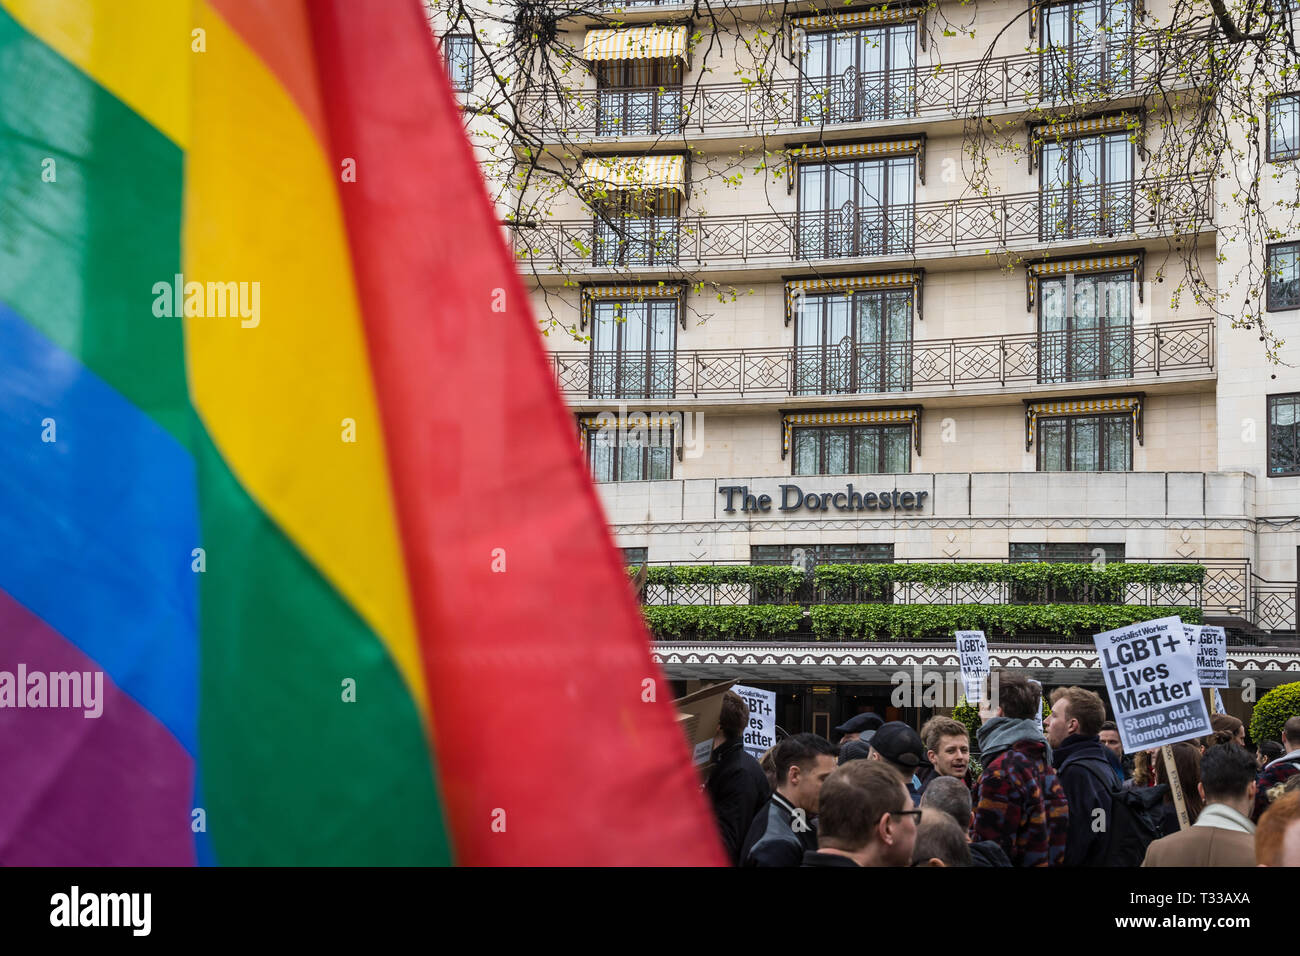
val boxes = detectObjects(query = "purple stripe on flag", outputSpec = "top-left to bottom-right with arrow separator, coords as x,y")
0,588 -> 195,866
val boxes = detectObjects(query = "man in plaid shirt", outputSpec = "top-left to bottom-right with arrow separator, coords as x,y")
1254,716 -> 1300,822
971,673 -> 1069,866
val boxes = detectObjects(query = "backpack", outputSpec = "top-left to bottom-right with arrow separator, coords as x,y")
1076,760 -> 1167,867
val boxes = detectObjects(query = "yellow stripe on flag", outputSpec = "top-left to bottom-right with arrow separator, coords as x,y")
3,0 -> 190,147
184,4 -> 427,713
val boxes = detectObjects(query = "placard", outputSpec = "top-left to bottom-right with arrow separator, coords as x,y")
732,684 -> 777,759
955,630 -> 990,703
1194,625 -> 1228,689
1094,616 -> 1211,752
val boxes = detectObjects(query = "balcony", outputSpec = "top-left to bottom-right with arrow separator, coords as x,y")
550,318 -> 1212,400
518,34 -> 1193,143
513,175 -> 1210,272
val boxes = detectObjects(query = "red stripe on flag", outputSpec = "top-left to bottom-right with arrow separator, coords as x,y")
305,0 -> 727,866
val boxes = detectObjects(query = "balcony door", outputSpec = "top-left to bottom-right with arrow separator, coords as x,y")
798,157 -> 915,259
800,22 -> 916,124
590,299 -> 677,399
1040,0 -> 1133,99
794,289 -> 912,395
1038,272 -> 1133,382
592,190 -> 681,267
596,58 -> 684,136
1040,131 -> 1133,240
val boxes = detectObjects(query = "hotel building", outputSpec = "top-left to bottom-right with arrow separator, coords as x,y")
437,0 -> 1300,737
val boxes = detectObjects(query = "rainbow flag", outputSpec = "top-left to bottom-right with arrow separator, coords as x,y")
0,0 -> 725,866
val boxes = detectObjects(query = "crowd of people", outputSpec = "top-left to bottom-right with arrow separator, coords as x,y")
703,674 -> 1300,867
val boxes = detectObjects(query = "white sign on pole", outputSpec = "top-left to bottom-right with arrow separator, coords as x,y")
1194,625 -> 1229,689
1095,616 -> 1212,753
955,630 -> 990,703
732,684 -> 777,759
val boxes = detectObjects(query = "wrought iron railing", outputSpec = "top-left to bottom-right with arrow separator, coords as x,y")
550,318 -> 1213,400
519,32 -> 1195,138
633,558 -> 1298,643
514,175 -> 1210,268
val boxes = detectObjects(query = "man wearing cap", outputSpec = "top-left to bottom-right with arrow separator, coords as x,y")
867,721 -> 928,807
833,712 -> 884,745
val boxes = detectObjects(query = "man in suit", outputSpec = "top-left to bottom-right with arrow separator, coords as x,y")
1142,743 -> 1258,867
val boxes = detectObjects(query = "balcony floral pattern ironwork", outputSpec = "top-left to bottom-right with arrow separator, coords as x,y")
550,317 -> 1212,400
515,175 -> 1210,269
518,31 -> 1195,139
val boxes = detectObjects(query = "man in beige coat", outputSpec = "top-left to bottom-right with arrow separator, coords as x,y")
1142,744 -> 1257,867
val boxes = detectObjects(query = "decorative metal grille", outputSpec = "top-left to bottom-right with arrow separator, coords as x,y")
513,176 -> 1211,268
547,318 -> 1213,400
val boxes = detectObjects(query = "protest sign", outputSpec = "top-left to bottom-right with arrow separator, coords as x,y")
1094,616 -> 1211,753
672,680 -> 736,769
955,630 -> 990,703
732,684 -> 777,759
1194,625 -> 1228,689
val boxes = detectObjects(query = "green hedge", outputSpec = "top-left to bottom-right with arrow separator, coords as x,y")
641,603 -> 1202,642
642,605 -> 804,641
813,562 -> 1205,601
808,604 -> 1203,642
632,565 -> 806,601
630,563 -> 1205,604
1249,681 -> 1300,745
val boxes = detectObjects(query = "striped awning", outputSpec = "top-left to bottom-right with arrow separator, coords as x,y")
1028,254 -> 1141,277
581,283 -> 685,330
1025,395 -> 1144,451
584,284 -> 682,300
580,154 -> 686,193
1026,254 -> 1142,309
784,273 -> 923,324
578,412 -> 681,457
792,8 -> 919,30
583,26 -> 689,62
1035,113 -> 1139,139
583,412 -> 681,429
782,407 -> 922,457
796,139 -> 922,160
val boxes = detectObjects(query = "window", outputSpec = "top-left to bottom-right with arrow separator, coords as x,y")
592,190 -> 680,267
622,547 -> 649,565
798,157 -> 915,258
1268,93 -> 1300,162
444,35 -> 474,92
1036,413 -> 1132,471
752,543 -> 894,566
596,59 -> 684,136
1267,242 -> 1300,312
587,422 -> 674,482
1009,543 -> 1125,602
792,424 -> 911,475
1009,542 -> 1125,562
1038,272 -> 1133,382
1268,393 -> 1300,476
794,289 -> 912,395
1040,0 -> 1134,99
799,22 -> 916,125
589,298 -> 677,399
1039,131 -> 1133,240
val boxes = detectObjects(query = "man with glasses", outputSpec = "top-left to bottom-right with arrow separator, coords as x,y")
801,760 -> 921,867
